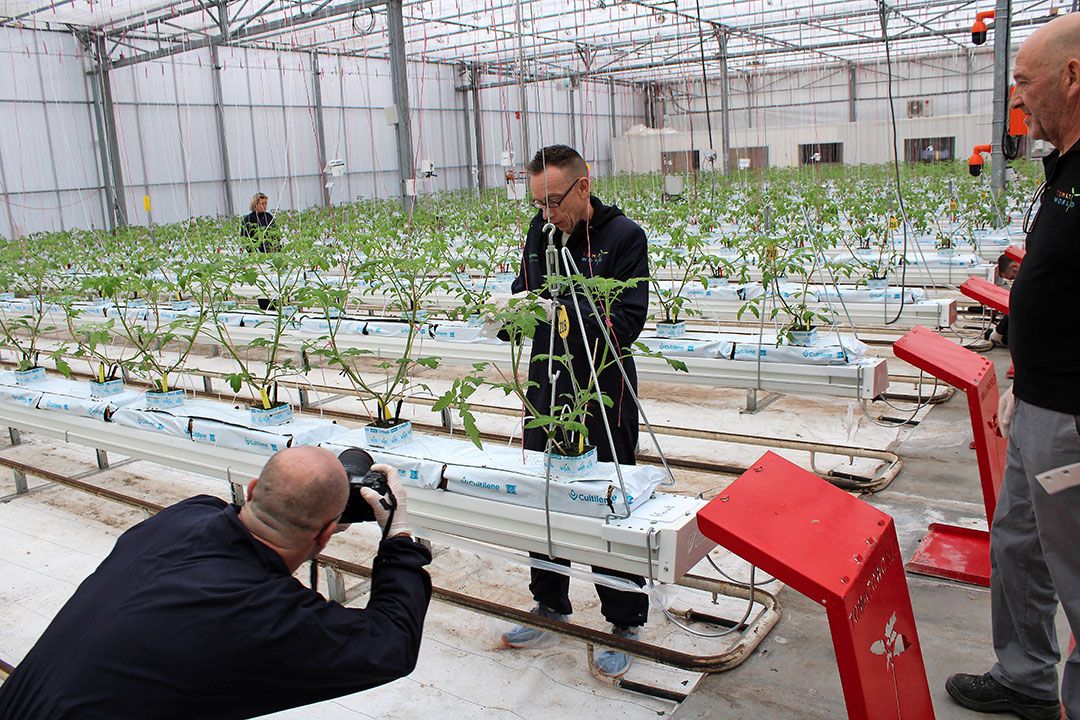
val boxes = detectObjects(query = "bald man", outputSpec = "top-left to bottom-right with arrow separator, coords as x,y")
0,446 -> 432,720
946,14 -> 1080,720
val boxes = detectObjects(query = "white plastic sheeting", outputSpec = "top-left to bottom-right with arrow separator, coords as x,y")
111,398 -> 345,454
637,330 -> 868,366
0,372 -> 142,420
324,428 -> 665,519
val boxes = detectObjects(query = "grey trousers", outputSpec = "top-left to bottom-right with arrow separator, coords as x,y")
990,398 -> 1080,717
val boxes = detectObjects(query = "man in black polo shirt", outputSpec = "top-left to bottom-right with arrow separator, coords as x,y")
946,14 -> 1080,720
0,446 -> 432,720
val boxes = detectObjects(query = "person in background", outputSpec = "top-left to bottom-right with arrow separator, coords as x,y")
241,192 -> 278,253
985,253 -> 1020,346
499,144 -> 650,679
0,446 -> 431,720
946,14 -> 1080,720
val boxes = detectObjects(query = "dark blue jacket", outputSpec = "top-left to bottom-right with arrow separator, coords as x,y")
0,496 -> 432,719
511,196 -> 650,463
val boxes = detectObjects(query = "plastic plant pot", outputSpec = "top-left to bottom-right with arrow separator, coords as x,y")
13,367 -> 46,386
249,402 -> 293,427
364,419 -> 414,449
145,389 -> 186,410
657,321 -> 687,338
707,277 -> 729,288
545,445 -> 598,479
171,300 -> 193,311
89,379 -> 124,399
789,327 -> 818,347
867,278 -> 888,292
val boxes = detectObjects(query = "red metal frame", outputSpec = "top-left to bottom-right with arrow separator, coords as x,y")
892,326 -> 1007,586
960,277 -> 1010,315
1004,246 -> 1026,266
697,452 -> 935,720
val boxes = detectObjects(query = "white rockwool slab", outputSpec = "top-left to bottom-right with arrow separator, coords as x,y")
110,398 -> 346,455
324,428 -> 666,519
637,331 -> 868,366
0,372 -> 142,421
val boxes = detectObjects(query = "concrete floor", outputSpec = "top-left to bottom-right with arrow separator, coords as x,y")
674,345 -> 1073,719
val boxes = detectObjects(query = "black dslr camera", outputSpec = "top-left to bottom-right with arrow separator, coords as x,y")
338,448 -> 394,524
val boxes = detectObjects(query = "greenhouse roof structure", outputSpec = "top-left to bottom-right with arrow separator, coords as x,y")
0,0 -> 1060,81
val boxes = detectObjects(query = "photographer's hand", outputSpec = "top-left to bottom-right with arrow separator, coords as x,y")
359,463 -> 411,539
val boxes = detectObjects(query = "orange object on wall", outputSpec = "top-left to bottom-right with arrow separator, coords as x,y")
1008,86 -> 1029,137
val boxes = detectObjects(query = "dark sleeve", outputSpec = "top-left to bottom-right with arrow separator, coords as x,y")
237,536 -> 433,716
562,222 -> 650,348
240,213 -> 254,238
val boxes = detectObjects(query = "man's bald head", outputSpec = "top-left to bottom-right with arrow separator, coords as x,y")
1022,13 -> 1080,70
249,446 -> 349,538
1013,14 -> 1080,150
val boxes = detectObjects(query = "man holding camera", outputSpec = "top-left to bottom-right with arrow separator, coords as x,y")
0,446 -> 430,720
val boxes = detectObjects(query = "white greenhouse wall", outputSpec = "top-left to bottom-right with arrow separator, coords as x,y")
470,76 -> 645,190
0,28 -> 108,238
623,49 -> 1008,172
0,25 -> 647,238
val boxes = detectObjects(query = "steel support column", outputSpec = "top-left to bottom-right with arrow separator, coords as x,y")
608,78 -> 617,143
568,77 -> 577,148
0,133 -> 17,239
458,65 -> 476,193
847,63 -> 857,123
310,51 -> 331,208
990,0 -> 1011,200
209,41 -> 235,216
386,0 -> 415,212
718,32 -> 732,174
470,64 -> 486,192
93,34 -> 128,229
966,50 -> 975,115
514,0 -> 530,162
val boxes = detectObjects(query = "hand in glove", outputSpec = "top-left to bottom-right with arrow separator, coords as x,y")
998,385 -> 1016,437
488,292 -> 554,318
358,463 -> 411,539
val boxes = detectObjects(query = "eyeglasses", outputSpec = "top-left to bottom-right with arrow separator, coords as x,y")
1023,181 -> 1047,235
529,177 -> 584,210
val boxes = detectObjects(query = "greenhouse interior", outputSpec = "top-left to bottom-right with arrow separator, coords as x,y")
0,0 -> 1077,717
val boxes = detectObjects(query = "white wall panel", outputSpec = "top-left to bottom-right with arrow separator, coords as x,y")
176,108 -> 222,183
2,103 -> 55,192
57,188 -> 107,232
0,26 -> 645,236
223,106 -> 259,183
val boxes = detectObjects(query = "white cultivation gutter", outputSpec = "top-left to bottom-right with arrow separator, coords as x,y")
0,401 -> 712,584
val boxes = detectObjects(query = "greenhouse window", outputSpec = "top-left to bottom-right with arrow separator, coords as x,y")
799,142 -> 843,165
904,137 -> 956,163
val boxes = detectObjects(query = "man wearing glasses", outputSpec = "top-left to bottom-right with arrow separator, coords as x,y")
946,14 -> 1080,720
499,144 -> 650,679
